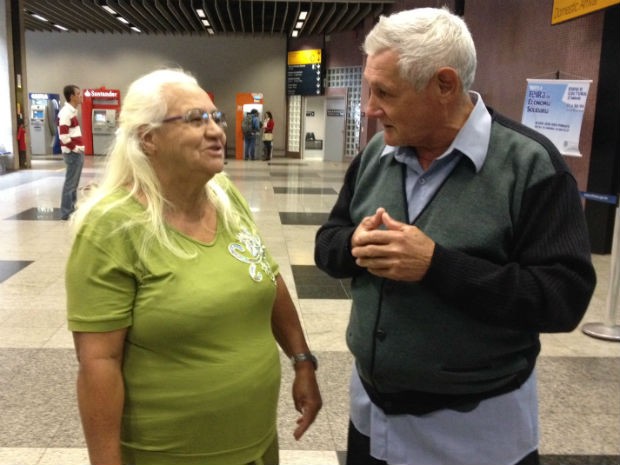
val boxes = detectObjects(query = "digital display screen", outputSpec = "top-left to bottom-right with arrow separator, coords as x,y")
94,111 -> 107,123
32,110 -> 44,119
287,49 -> 324,96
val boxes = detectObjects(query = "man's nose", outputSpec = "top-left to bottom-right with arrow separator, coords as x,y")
365,95 -> 383,118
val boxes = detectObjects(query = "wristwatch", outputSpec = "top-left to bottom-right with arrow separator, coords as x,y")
290,352 -> 318,370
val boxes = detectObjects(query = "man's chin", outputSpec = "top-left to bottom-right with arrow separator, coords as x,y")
382,128 -> 399,146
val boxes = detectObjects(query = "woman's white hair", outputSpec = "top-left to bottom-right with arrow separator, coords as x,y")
71,68 -> 238,258
363,7 -> 477,92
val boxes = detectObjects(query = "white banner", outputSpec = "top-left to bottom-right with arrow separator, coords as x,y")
521,79 -> 592,157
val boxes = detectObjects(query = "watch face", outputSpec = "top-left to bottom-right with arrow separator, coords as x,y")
292,353 -> 318,370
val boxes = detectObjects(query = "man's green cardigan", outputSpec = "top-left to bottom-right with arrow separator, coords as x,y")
315,109 -> 596,414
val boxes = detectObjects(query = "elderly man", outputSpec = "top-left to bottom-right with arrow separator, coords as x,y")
315,7 -> 595,465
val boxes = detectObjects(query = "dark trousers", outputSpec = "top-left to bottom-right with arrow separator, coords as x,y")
346,420 -> 540,465
262,140 -> 272,160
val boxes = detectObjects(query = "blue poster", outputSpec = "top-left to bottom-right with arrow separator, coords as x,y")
521,79 -> 591,157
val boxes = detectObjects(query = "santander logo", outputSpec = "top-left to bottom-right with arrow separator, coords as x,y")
84,89 -> 119,98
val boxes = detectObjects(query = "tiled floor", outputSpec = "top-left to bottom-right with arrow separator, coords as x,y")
0,156 -> 618,465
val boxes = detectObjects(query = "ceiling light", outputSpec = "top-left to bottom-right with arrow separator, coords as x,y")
196,9 -> 206,18
292,30 -> 299,37
298,11 -> 308,20
202,19 -> 210,27
116,16 -> 129,24
102,5 -> 116,15
54,24 -> 68,31
31,13 -> 48,22
295,21 -> 304,28
130,26 -> 141,33
207,28 -> 214,35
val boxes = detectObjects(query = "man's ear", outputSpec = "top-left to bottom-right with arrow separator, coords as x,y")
436,67 -> 461,100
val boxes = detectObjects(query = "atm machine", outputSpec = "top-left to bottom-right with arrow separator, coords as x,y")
82,87 -> 121,155
29,93 -> 60,155
92,108 -> 117,155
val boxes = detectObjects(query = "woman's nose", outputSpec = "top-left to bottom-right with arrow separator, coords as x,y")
204,119 -> 226,137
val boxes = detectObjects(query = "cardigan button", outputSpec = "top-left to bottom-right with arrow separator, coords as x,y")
376,329 -> 387,341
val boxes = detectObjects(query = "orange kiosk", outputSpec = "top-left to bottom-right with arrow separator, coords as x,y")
235,92 -> 264,159
82,87 -> 121,155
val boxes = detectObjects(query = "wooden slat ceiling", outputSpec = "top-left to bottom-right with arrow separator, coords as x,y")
23,0 -> 393,37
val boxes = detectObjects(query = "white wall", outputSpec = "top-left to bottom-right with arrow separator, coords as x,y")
0,0 -> 14,157
302,96 -> 326,160
25,31 -> 287,155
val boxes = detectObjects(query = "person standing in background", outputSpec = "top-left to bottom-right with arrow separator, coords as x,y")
58,84 -> 84,220
262,111 -> 275,161
243,108 -> 261,160
16,118 -> 28,169
242,111 -> 254,160
315,7 -> 596,465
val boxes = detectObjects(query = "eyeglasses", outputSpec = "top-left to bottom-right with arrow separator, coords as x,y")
162,108 -> 227,128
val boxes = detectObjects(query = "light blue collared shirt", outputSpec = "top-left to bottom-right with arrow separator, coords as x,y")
351,93 -> 538,465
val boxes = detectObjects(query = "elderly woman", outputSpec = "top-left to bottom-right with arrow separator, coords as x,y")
66,68 -> 321,465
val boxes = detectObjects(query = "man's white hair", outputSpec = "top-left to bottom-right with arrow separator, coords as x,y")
363,7 -> 477,92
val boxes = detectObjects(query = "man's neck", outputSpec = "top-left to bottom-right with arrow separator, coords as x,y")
415,94 -> 474,169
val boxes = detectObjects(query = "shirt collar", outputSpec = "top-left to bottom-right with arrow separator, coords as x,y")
380,91 -> 491,173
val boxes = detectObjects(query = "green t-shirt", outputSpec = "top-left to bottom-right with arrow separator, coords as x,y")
66,183 -> 281,465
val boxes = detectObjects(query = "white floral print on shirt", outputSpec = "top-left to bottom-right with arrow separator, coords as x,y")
228,227 -> 276,284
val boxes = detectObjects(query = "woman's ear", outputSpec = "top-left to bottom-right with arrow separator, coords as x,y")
139,127 -> 156,155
